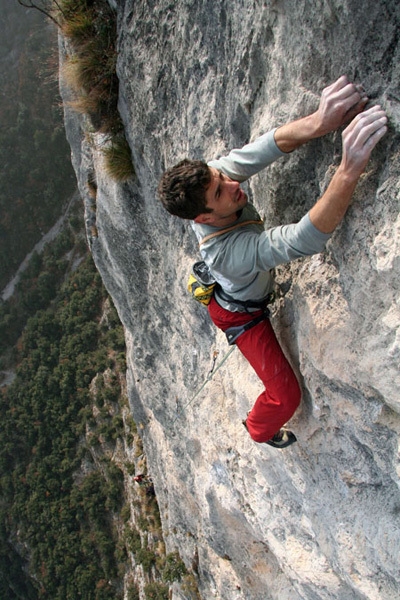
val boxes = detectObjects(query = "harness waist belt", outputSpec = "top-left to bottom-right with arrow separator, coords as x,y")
216,287 -> 275,311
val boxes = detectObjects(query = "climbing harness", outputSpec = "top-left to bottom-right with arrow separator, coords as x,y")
173,346 -> 236,424
216,288 -> 275,312
188,259 -> 274,314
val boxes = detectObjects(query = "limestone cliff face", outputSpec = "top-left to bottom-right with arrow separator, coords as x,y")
64,0 -> 400,598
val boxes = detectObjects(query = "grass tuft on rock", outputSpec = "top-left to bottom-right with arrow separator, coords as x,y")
103,137 -> 135,182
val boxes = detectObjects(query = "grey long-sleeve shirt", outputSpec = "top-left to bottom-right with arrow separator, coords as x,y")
191,129 -> 331,312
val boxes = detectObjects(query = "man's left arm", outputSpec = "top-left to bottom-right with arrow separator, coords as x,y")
274,75 -> 368,153
309,105 -> 387,233
209,76 -> 367,181
207,128 -> 285,182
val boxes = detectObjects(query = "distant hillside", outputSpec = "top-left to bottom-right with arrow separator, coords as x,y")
0,2 -> 76,290
0,2 -> 39,69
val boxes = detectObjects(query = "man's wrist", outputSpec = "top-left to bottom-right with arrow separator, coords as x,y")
334,163 -> 362,188
274,113 -> 324,153
306,110 -> 329,138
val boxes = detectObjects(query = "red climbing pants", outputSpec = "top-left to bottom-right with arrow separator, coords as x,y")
208,297 -> 301,443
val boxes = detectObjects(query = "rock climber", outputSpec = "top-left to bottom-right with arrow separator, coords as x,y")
134,473 -> 152,485
157,76 -> 387,448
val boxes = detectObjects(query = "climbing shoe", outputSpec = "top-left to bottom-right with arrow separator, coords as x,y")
265,428 -> 297,449
242,420 -> 297,449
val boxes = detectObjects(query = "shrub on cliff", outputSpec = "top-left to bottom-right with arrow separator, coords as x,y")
162,552 -> 188,583
144,582 -> 169,600
18,0 -> 134,181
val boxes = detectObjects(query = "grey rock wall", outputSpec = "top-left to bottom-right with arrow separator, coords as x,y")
63,0 -> 400,598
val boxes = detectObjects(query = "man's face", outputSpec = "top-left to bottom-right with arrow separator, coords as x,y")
195,167 -> 247,226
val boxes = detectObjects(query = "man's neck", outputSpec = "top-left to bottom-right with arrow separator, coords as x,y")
207,209 -> 244,228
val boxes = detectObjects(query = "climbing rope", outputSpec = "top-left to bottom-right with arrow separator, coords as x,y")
172,346 -> 236,425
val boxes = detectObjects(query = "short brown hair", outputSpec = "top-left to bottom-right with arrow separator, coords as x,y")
157,159 -> 212,219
